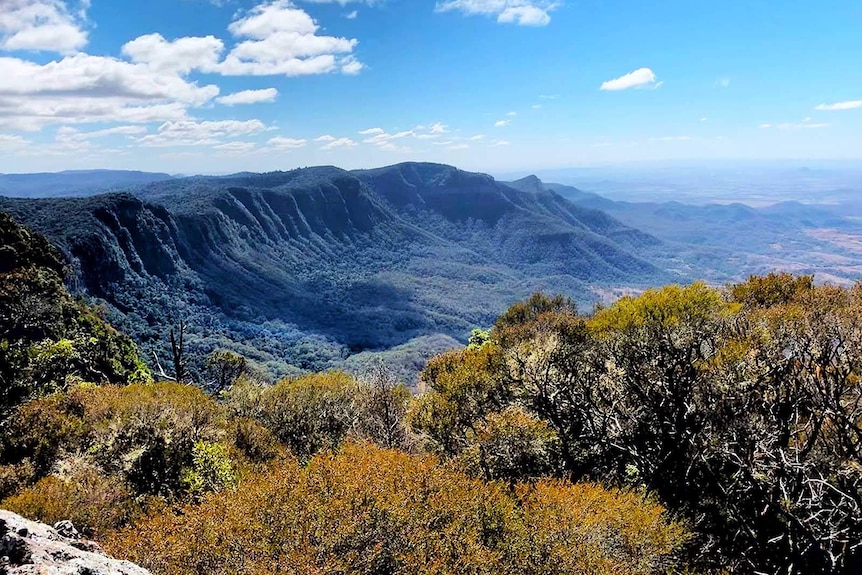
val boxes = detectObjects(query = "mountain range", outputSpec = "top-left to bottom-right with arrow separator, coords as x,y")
0,163 -> 664,383
3,162 -> 861,383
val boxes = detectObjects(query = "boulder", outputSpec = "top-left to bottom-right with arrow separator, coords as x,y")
0,510 -> 150,575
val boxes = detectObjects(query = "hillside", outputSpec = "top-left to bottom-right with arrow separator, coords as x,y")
0,163 -> 665,382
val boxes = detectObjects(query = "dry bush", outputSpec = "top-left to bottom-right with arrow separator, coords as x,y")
104,442 -> 688,575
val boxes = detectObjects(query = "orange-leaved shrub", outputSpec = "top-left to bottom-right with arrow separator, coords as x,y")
104,442 -> 688,575
0,382 -> 281,534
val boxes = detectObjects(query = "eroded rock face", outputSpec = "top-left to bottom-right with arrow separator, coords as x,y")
0,511 -> 150,575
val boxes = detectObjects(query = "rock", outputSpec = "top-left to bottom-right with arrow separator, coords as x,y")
0,511 -> 151,575
52,522 -> 78,540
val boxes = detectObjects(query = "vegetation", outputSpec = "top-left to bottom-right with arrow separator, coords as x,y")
0,213 -> 150,418
103,442 -> 687,575
411,277 -> 862,573
3,211 -> 860,573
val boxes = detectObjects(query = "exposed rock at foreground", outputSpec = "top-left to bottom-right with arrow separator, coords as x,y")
0,511 -> 150,575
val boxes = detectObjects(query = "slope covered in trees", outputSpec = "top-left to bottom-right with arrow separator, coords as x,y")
0,213 -> 150,419
1,223 -> 859,573
0,163 -> 664,382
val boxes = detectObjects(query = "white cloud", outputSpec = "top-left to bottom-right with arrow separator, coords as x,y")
717,77 -> 731,88
436,1 -> 558,26
600,67 -> 661,91
267,136 -> 307,149
531,104 -> 542,109
448,143 -> 469,150
219,0 -> 361,76
470,134 -> 484,140
136,119 -> 268,147
0,0 -> 89,54
497,6 -> 551,26
321,137 -> 357,149
815,100 -> 862,111
506,111 -> 517,116
345,10 -> 358,19
0,133 -> 30,151
489,139 -> 510,147
494,119 -> 511,127
363,129 -> 413,144
58,125 -> 147,141
315,134 -> 337,142
122,33 -> 224,74
429,122 -> 448,134
358,127 -> 385,135
216,87 -> 279,105
0,53 -> 219,130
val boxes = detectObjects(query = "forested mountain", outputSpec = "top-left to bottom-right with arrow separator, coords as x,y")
0,163 -> 664,382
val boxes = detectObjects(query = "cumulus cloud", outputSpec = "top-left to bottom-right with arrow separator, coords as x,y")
0,133 -> 30,151
219,0 -> 361,76
494,119 -> 511,127
121,33 -> 224,74
815,100 -> 862,111
0,53 -> 219,130
0,0 -> 89,53
435,1 -> 558,26
600,68 -> 661,91
214,141 -> 257,153
217,88 -> 279,105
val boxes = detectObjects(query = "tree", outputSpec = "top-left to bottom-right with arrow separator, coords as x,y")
205,349 -> 247,393
354,360 -> 412,450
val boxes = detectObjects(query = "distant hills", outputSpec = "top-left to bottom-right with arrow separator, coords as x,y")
0,170 -> 174,198
0,162 -> 664,383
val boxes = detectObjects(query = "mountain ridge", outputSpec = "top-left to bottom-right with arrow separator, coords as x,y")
0,162 -> 665,381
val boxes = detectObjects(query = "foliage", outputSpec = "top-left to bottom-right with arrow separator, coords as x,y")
409,344 -> 508,456
0,213 -> 150,418
729,271 -> 814,308
0,382 -> 273,534
205,349 -> 248,392
458,406 -> 559,483
104,442 -> 688,575
353,361 -> 413,450
421,283 -> 862,574
3,465 -> 139,538
181,440 -> 238,497
226,371 -> 358,460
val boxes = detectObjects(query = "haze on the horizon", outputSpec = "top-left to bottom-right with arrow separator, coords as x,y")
1,0 -> 861,175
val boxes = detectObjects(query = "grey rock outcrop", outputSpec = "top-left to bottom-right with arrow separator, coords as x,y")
0,510 -> 150,575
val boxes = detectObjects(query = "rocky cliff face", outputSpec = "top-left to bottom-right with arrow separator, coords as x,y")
0,511 -> 150,575
0,163 -> 668,377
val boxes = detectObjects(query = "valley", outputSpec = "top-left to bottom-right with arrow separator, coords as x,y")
2,161 -> 862,385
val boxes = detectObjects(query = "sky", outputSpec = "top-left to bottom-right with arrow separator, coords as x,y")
0,0 -> 861,175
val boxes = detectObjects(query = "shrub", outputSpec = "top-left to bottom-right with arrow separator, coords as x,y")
3,465 -> 139,538
104,442 -> 688,575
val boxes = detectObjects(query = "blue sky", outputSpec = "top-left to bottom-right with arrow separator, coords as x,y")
0,0 -> 861,174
